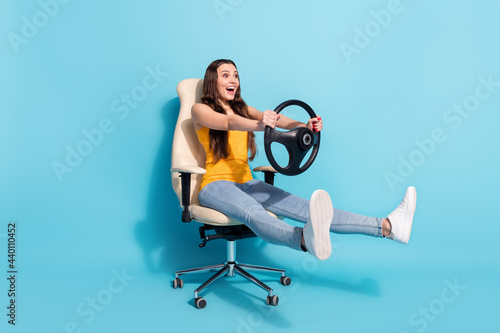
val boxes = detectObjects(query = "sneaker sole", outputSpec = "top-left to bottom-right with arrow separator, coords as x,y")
308,190 -> 333,260
401,186 -> 417,243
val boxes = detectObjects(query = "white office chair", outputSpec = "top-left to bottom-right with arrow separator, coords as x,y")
170,78 -> 291,309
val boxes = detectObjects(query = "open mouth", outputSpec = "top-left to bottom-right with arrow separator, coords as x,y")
226,86 -> 235,95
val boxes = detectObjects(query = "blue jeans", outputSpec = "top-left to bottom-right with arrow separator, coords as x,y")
198,179 -> 384,251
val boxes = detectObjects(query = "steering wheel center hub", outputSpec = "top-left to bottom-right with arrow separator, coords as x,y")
299,128 -> 314,150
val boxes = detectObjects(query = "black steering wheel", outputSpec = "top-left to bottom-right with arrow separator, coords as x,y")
264,99 -> 320,176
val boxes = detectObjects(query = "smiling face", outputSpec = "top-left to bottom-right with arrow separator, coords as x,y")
216,63 -> 239,103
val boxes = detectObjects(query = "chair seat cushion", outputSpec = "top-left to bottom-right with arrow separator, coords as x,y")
190,205 -> 281,226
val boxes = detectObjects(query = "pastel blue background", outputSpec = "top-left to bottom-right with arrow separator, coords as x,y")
1,0 -> 499,332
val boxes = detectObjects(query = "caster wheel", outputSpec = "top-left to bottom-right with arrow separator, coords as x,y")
266,295 -> 279,306
280,276 -> 291,286
195,297 -> 207,309
172,278 -> 183,289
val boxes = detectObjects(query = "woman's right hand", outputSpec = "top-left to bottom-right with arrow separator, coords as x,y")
259,110 -> 280,130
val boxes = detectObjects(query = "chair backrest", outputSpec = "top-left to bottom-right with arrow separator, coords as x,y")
171,78 -> 205,206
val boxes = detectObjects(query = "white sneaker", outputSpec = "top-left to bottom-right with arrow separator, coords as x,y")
387,186 -> 417,244
303,190 -> 333,260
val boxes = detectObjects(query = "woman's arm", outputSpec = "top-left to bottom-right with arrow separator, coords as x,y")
247,106 -> 323,132
192,103 -> 275,132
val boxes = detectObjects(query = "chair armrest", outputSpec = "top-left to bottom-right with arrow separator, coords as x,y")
171,166 -> 205,223
171,166 -> 206,174
253,165 -> 277,173
252,165 -> 277,185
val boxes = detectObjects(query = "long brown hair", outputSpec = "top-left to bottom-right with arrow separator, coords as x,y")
201,59 -> 257,163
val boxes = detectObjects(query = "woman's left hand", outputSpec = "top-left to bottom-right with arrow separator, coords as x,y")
306,117 -> 322,132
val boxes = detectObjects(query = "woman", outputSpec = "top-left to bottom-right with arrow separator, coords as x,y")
191,59 -> 417,260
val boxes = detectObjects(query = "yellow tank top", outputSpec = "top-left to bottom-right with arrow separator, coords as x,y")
196,126 -> 253,190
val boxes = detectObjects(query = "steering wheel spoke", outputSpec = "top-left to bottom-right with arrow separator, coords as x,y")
267,128 -> 300,148
288,148 -> 310,172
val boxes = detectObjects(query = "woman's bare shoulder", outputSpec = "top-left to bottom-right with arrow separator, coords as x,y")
192,103 -> 228,131
192,102 -> 213,112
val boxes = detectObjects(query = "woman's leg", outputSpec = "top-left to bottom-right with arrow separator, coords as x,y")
329,209 -> 383,237
241,179 -> 310,221
198,180 -> 303,251
241,179 -> 384,238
